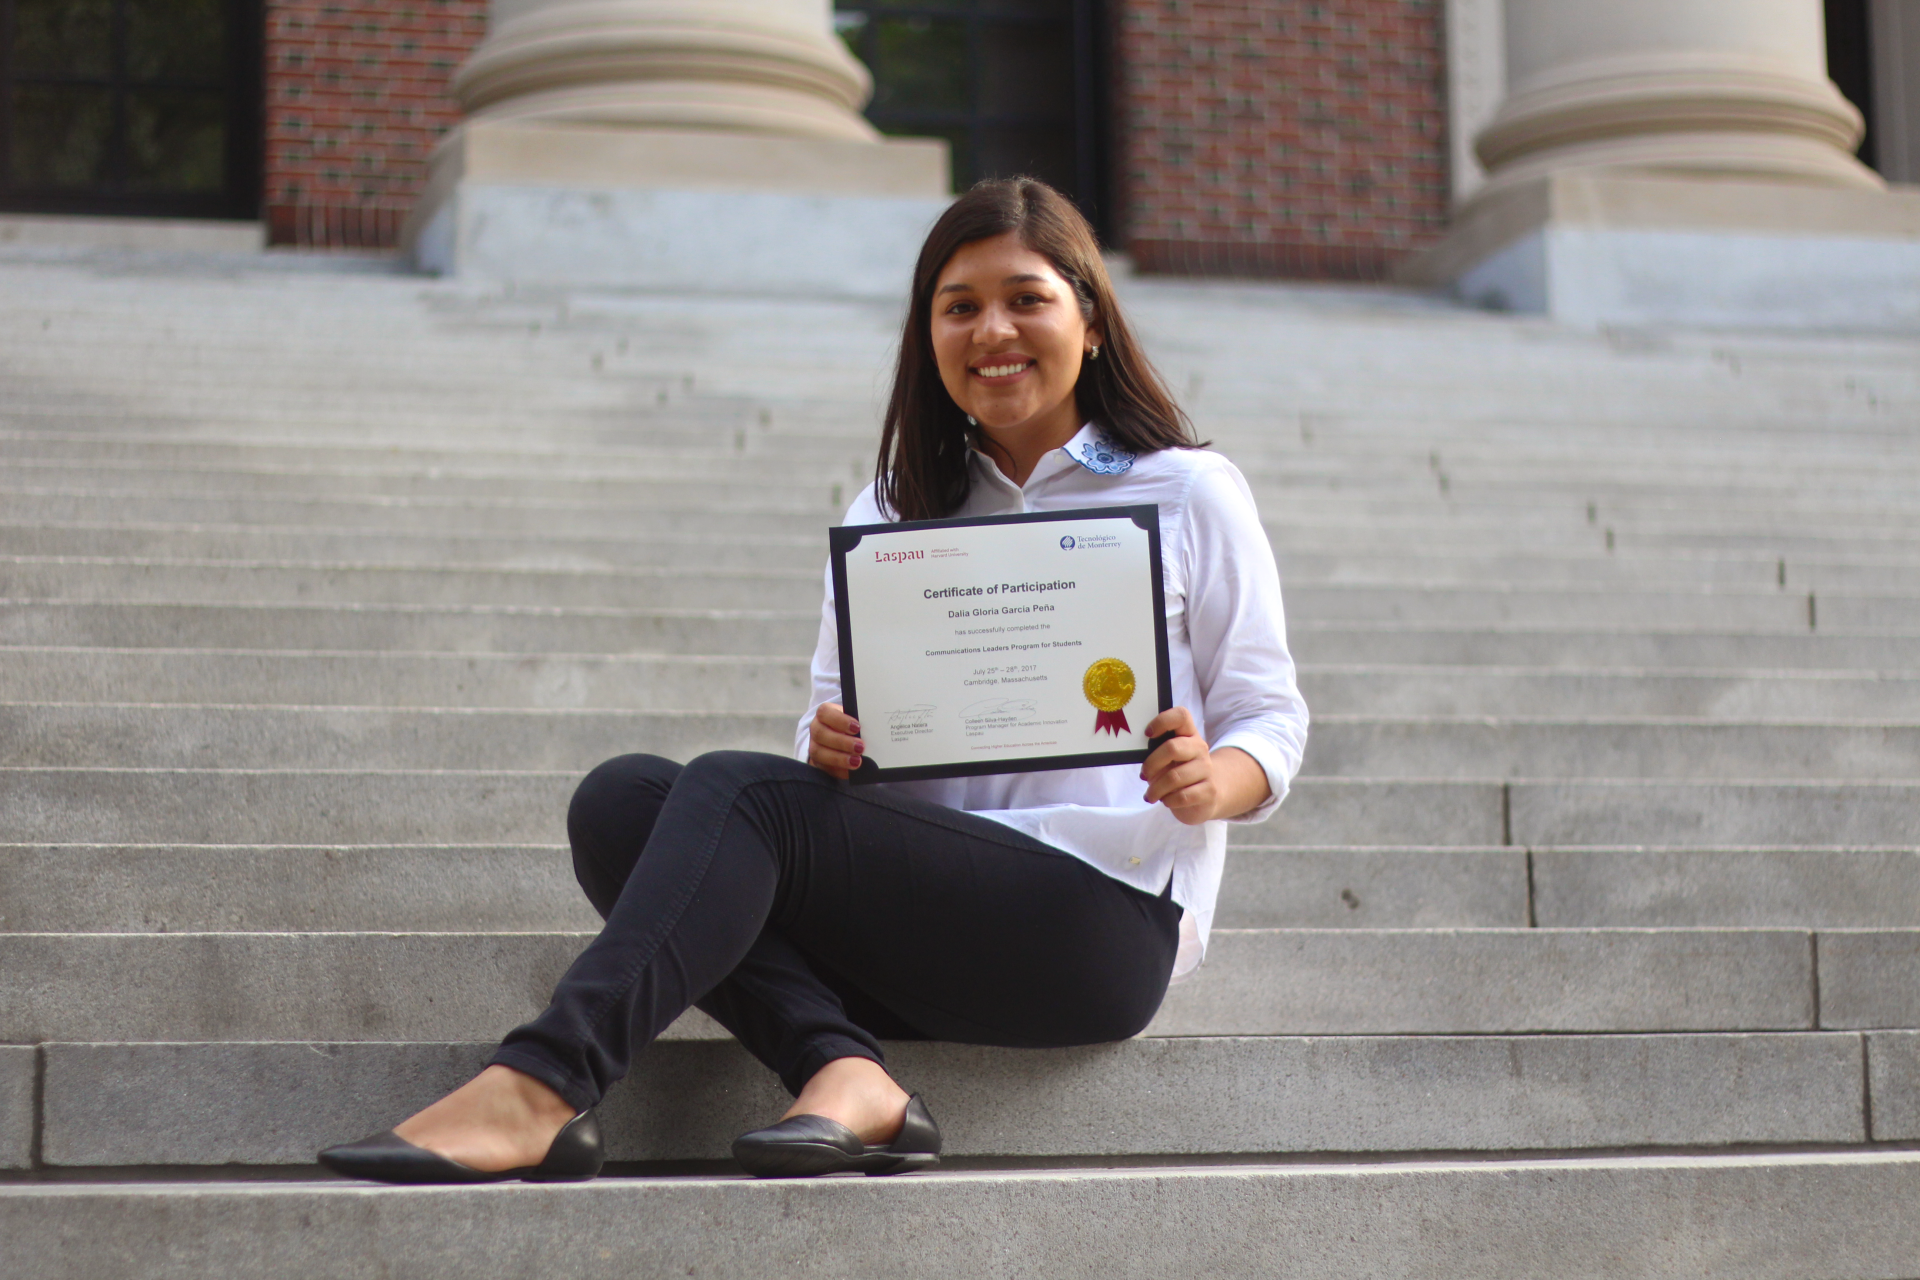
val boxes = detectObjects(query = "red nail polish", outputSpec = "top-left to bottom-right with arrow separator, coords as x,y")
848,721 -> 860,734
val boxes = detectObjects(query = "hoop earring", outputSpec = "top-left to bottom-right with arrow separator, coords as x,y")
1087,345 -> 1100,360
966,415 -> 977,426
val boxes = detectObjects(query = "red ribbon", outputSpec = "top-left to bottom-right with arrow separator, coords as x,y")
1094,708 -> 1130,736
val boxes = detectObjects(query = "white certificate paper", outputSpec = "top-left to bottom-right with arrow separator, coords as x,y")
830,505 -> 1171,782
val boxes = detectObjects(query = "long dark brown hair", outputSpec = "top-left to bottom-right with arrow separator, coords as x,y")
875,178 -> 1198,522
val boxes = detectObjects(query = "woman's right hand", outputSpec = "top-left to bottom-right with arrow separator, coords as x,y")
807,702 -> 865,779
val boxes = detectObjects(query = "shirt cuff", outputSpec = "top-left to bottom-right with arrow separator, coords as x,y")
1211,730 -> 1293,824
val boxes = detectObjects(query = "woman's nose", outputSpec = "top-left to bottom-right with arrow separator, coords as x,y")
972,306 -> 1018,342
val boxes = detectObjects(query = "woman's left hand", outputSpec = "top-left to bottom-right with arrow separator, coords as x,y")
1141,707 -> 1272,826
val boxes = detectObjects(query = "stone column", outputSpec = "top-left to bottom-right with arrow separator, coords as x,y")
1872,0 -> 1920,183
454,0 -> 878,141
1478,0 -> 1878,193
1411,0 -> 1920,329
405,0 -> 952,296
1444,0 -> 1507,204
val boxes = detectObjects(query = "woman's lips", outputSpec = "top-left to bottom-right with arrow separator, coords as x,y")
970,358 -> 1035,381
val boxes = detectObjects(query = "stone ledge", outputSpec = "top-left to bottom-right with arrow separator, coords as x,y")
1404,170 -> 1920,288
0,1047 -> 31,1170
6,1149 -> 1920,1279
36,1033 -> 1866,1166
0,215 -> 265,255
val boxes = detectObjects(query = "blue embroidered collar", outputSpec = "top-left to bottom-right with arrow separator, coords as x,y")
1073,434 -> 1135,475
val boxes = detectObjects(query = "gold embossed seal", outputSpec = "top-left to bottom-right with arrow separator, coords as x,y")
1082,658 -> 1136,736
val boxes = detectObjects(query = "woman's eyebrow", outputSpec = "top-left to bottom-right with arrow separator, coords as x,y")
937,272 -> 1050,296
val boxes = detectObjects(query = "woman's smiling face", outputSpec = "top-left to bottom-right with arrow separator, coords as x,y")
929,233 -> 1102,454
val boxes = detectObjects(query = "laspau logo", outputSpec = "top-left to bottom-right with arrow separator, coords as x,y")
1059,536 -> 1075,550
874,549 -> 924,564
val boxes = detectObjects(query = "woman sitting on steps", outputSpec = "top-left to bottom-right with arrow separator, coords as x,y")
319,177 -> 1308,1183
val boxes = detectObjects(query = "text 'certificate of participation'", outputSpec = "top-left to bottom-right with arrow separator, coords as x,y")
830,505 -> 1171,783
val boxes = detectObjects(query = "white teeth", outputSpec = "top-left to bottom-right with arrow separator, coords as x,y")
977,362 -> 1030,378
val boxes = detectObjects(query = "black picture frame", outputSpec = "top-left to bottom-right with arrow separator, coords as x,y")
829,503 -> 1172,784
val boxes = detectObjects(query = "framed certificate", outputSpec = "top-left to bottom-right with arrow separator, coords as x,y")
830,505 -> 1172,783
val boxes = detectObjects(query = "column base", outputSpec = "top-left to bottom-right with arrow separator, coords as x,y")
1403,170 -> 1920,330
406,120 -> 951,298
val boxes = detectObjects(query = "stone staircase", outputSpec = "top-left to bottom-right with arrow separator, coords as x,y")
3,246 -> 1919,1276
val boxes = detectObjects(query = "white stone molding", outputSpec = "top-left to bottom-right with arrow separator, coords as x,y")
404,0 -> 951,293
1476,0 -> 1881,193
1445,0 -> 1507,204
1408,0 -> 1920,328
1872,0 -> 1920,182
455,0 -> 880,141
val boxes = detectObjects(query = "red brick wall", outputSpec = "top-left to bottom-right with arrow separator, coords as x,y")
1115,0 -> 1451,280
263,0 -> 486,248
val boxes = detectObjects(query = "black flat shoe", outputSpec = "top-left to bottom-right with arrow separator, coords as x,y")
318,1110 -> 603,1185
732,1094 -> 941,1178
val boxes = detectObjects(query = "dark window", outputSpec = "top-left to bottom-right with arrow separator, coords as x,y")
836,0 -> 1108,234
1,0 -> 262,218
1826,0 -> 1878,170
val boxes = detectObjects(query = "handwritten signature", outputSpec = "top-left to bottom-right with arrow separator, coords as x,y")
960,697 -> 1039,726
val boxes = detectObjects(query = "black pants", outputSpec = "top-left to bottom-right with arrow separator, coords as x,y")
490,751 -> 1182,1110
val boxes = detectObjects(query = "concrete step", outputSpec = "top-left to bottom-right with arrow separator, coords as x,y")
0,843 -> 1527,935
0,557 -> 827,611
13,422 -> 1920,485
1236,844 -> 1920,930
0,926 -> 1861,1042
1273,520 -> 1920,559
0,489 -> 844,538
0,521 -> 833,572
0,844 -> 600,934
12,844 -> 1920,936
12,479 -> 1920,554
13,523 -> 1920,606
1277,550 -> 1920,591
22,1151 -> 1920,1280
1297,719 -> 1920,777
18,523 -> 1920,594
0,444 -> 874,486
0,649 -> 817,713
11,456 -> 1920,528
7,559 -> 1911,631
5,1148 -> 1919,1279
18,1031 -> 1889,1168
0,601 -> 821,655
5,770 -> 1482,847
1290,624 -> 1919,669
14,388 -> 1909,448
1531,847 -> 1920,928
0,409 -> 867,455
0,705 -> 796,770
11,439 -> 1920,512
0,768 -> 1499,848
6,703 -> 1916,780
1506,780 -> 1920,846
1297,668 -> 1920,718
11,489 -> 1920,569
0,459 -> 863,509
5,770 -> 1917,847
8,603 -> 1915,669
13,646 -> 1920,726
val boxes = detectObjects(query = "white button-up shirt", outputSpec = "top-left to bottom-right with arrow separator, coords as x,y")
797,423 -> 1309,980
